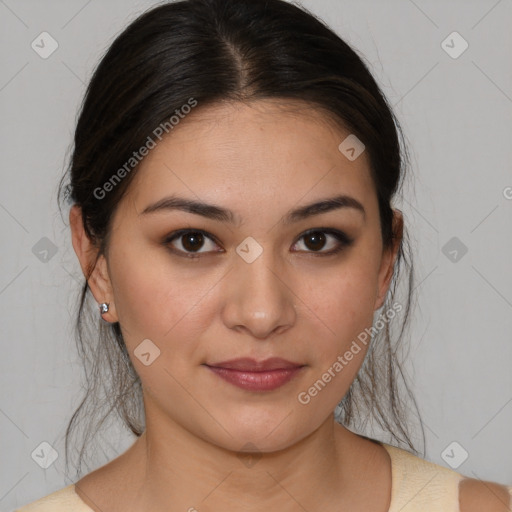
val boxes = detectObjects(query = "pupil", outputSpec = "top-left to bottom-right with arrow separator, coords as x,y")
183,232 -> 204,252
305,231 -> 325,251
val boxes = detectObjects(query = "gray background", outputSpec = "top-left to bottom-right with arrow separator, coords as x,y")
1,0 -> 511,509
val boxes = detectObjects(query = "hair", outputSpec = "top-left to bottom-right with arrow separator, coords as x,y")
57,0 -> 425,479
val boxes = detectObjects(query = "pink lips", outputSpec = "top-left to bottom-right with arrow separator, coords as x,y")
205,357 -> 305,391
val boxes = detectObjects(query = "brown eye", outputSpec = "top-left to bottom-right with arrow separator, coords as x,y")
165,230 -> 221,256
164,227 -> 353,259
303,231 -> 327,251
181,232 -> 205,252
292,229 -> 353,255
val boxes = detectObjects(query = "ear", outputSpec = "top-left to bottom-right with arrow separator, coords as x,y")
69,205 -> 118,322
374,208 -> 403,311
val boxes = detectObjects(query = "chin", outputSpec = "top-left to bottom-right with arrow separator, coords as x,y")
210,413 -> 317,455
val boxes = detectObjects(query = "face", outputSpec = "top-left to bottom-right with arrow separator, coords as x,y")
71,99 -> 401,454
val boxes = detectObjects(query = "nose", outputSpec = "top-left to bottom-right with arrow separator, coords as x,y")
221,250 -> 297,340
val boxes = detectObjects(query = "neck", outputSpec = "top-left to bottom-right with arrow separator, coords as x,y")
123,409 -> 368,511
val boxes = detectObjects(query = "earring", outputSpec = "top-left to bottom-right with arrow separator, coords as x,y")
99,302 -> 110,314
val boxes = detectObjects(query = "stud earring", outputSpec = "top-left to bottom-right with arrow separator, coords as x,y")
99,302 -> 110,315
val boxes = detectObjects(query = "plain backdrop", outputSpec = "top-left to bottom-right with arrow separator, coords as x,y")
1,0 -> 511,509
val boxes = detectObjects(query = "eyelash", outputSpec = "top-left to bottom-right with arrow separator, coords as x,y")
163,228 -> 354,259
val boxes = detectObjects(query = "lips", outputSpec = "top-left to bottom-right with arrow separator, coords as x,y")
204,358 -> 305,391
205,357 -> 303,371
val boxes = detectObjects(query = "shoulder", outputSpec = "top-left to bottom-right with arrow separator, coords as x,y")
381,443 -> 511,511
459,478 -> 512,512
15,484 -> 92,511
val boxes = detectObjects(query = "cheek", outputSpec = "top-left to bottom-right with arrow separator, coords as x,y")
108,247 -> 218,365
296,257 -> 379,405
111,244 -> 181,328
310,262 -> 379,349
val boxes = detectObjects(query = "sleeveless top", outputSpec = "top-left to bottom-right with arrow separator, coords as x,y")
13,442 -> 512,511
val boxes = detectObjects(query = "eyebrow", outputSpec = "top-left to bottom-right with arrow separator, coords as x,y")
140,194 -> 366,224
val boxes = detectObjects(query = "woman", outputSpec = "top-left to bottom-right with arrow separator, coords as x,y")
16,0 -> 512,510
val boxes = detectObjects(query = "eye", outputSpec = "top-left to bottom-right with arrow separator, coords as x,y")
163,228 -> 353,258
164,229 -> 221,258
292,228 -> 353,256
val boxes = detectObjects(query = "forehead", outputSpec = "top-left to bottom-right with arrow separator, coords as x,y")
122,99 -> 376,218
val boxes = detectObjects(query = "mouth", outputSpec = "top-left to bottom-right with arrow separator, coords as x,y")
206,357 -> 304,371
204,358 -> 306,392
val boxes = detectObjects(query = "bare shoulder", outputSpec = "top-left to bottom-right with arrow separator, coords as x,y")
459,477 -> 512,512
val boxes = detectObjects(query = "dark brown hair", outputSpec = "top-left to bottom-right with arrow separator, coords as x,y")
58,0 -> 424,479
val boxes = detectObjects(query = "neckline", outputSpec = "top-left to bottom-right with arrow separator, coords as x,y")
377,441 -> 397,512
71,483 -> 97,511
71,440 -> 398,512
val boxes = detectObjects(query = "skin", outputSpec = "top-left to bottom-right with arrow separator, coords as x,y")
69,98 -> 404,512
